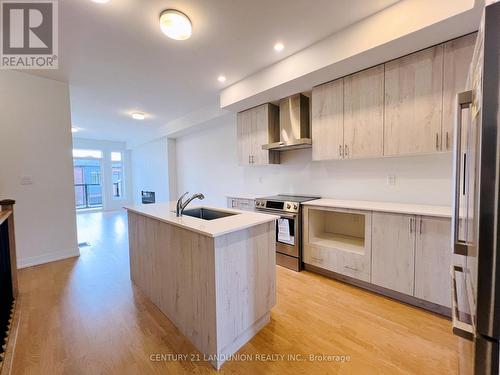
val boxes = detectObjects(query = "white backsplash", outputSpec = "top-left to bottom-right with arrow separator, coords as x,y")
175,116 -> 453,208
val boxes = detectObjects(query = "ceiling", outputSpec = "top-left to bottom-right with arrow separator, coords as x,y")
28,0 -> 400,144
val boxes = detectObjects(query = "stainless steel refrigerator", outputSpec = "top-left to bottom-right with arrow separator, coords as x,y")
451,1 -> 500,374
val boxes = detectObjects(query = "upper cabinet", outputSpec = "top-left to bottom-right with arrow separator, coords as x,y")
308,34 -> 476,161
312,66 -> 384,161
344,65 -> 384,159
237,34 -> 477,164
384,45 -> 444,156
237,103 -> 280,166
442,33 -> 476,152
311,78 -> 344,161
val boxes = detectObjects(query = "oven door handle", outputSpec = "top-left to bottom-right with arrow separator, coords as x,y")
450,265 -> 474,341
255,208 -> 298,219
277,213 -> 297,220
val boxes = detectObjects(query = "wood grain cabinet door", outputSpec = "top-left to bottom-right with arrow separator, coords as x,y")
236,110 -> 252,165
237,104 -> 279,166
311,78 -> 344,161
414,216 -> 452,307
384,45 -> 444,156
372,212 -> 416,295
252,104 -> 271,165
344,65 -> 384,159
442,33 -> 476,151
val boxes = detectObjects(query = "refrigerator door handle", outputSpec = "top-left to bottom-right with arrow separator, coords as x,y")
451,90 -> 473,256
451,265 -> 474,341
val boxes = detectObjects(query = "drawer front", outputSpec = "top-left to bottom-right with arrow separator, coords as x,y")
238,199 -> 255,211
227,198 -> 238,209
303,245 -> 338,273
339,252 -> 370,282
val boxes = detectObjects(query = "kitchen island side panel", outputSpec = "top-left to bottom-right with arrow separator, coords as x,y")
127,211 -> 218,358
214,221 -> 276,355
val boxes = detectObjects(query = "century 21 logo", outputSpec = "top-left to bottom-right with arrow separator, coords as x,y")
1,0 -> 58,69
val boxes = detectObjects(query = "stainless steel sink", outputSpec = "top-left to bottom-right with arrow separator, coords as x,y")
181,208 -> 238,220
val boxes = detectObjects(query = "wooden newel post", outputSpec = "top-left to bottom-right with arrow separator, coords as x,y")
0,199 -> 18,297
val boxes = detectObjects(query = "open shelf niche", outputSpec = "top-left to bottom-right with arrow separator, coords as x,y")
307,208 -> 366,254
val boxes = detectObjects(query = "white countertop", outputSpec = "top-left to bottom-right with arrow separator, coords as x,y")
124,203 -> 279,238
303,199 -> 451,218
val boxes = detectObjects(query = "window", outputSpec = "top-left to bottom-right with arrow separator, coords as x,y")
111,151 -> 123,199
73,158 -> 102,209
111,152 -> 122,162
72,149 -> 103,159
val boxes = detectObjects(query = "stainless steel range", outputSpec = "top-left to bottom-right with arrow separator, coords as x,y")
254,194 -> 320,271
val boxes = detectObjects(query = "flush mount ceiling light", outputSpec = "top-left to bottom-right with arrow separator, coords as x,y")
71,127 -> 80,133
274,42 -> 285,52
131,112 -> 145,120
91,0 -> 110,3
217,75 -> 227,83
159,9 -> 192,40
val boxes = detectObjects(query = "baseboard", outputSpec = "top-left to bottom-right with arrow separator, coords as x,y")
17,247 -> 80,269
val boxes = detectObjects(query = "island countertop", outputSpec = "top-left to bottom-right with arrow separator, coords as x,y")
124,203 -> 279,238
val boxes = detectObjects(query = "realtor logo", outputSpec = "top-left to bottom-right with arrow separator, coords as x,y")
0,0 -> 58,69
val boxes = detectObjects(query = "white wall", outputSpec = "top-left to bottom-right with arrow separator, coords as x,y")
175,114 -> 453,207
0,71 -> 79,268
131,137 -> 171,204
72,138 -> 132,211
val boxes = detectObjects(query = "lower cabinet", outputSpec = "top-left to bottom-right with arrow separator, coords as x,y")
226,197 -> 255,212
304,206 -> 453,311
303,207 -> 372,282
371,212 -> 416,295
414,216 -> 452,307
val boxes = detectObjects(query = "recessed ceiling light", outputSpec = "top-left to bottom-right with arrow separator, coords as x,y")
159,9 -> 192,40
131,112 -> 145,120
71,127 -> 80,133
217,75 -> 227,83
91,0 -> 109,3
274,42 -> 285,52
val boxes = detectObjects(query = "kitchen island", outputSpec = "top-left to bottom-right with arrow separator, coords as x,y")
125,203 -> 278,369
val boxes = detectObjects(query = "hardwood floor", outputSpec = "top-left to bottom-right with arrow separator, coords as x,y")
10,210 -> 459,374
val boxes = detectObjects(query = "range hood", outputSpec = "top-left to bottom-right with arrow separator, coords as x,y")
262,93 -> 311,151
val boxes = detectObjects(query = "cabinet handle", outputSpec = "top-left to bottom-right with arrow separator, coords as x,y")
435,132 -> 439,151
248,155 -> 251,164
409,217 -> 413,234
345,144 -> 349,158
338,145 -> 342,158
419,218 -> 423,235
446,132 -> 449,150
311,256 -> 323,263
344,265 -> 358,271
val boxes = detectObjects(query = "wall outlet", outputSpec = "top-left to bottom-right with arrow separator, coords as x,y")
387,175 -> 396,186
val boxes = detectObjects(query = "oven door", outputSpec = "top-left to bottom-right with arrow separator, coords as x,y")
276,213 -> 299,258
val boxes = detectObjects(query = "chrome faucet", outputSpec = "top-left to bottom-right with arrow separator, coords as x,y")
176,192 -> 205,217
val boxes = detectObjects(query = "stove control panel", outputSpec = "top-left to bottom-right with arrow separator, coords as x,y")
254,200 -> 300,214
